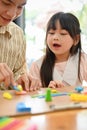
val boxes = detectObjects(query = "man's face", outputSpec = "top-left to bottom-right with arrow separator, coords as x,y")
0,0 -> 26,26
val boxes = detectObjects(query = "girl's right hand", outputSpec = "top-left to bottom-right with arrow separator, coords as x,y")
48,80 -> 64,88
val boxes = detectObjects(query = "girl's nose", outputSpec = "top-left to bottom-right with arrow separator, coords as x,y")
53,34 -> 60,40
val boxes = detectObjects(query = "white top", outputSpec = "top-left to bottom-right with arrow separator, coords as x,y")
29,52 -> 87,87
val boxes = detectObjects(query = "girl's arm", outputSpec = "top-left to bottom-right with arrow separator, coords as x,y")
28,62 -> 42,91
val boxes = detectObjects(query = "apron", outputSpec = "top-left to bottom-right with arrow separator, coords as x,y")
36,52 -> 81,86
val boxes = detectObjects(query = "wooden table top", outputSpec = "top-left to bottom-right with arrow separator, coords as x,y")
1,87 -> 87,130
16,109 -> 87,130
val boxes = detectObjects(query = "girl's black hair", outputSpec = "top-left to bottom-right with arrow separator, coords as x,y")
40,12 -> 81,87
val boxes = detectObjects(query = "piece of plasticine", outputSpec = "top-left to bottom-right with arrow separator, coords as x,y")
45,88 -> 52,102
51,89 -> 58,93
3,92 -> 12,99
38,92 -> 68,98
16,102 -> 31,112
75,86 -> 84,93
15,90 -> 27,95
13,86 -> 20,91
13,85 -> 23,92
17,85 -> 23,91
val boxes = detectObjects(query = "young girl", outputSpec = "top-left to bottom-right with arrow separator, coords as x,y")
29,12 -> 87,89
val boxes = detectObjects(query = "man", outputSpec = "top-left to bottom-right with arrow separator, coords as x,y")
0,0 -> 40,91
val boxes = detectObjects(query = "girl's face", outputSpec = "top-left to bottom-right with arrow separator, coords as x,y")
47,20 -> 77,62
0,0 -> 26,26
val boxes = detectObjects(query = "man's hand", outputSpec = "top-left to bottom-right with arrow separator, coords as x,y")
16,73 -> 29,91
16,73 -> 41,91
29,74 -> 41,91
0,63 -> 16,88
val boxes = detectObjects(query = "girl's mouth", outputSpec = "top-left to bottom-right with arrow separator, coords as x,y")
53,43 -> 61,47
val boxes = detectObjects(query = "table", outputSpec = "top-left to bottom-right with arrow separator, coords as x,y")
17,110 -> 87,130
1,87 -> 87,130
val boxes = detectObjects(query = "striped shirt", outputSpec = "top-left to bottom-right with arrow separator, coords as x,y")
0,22 -> 27,83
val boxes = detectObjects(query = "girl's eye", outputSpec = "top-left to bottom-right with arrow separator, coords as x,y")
48,32 -> 55,35
60,33 -> 67,35
60,30 -> 69,35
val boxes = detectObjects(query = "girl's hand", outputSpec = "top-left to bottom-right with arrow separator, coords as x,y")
48,80 -> 64,88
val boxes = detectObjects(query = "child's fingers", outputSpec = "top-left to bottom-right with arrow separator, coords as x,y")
48,80 -> 64,88
56,81 -> 64,88
48,81 -> 56,88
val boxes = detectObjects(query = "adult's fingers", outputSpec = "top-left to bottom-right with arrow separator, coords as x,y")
17,74 -> 30,91
4,64 -> 16,87
29,79 -> 41,91
0,63 -> 15,87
